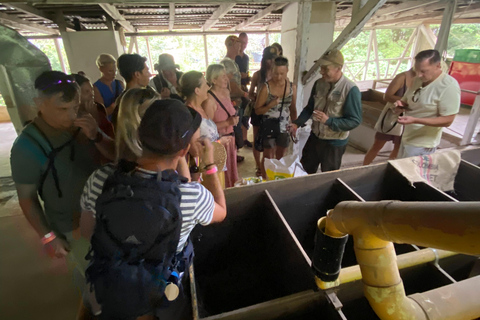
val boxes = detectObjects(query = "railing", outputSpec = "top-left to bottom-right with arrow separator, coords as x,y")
460,89 -> 480,146
343,57 -> 413,82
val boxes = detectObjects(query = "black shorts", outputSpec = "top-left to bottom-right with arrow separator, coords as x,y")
263,132 -> 290,149
251,109 -> 263,127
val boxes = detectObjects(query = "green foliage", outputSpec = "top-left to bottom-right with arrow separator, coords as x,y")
334,28 -> 414,81
431,24 -> 480,57
129,33 -> 278,75
136,35 -> 206,73
28,39 -> 71,73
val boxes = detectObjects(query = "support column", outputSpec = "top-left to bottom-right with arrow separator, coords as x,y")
352,0 -> 368,16
282,2 -> 336,112
435,0 -> 457,58
57,10 -> 125,80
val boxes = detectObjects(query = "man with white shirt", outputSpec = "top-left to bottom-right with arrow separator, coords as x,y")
396,49 -> 461,158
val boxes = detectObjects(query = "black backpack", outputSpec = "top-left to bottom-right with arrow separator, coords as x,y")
86,166 -> 191,320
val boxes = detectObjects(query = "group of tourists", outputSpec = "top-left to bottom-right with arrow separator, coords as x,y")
9,21 -> 460,319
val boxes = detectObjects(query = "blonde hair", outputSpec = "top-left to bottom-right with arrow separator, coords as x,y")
205,64 -> 226,85
115,87 -> 160,161
96,53 -> 116,68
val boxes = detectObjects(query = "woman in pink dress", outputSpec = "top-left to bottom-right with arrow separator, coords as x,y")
204,64 -> 239,188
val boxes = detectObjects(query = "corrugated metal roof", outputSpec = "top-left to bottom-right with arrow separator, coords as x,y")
1,1 -> 480,36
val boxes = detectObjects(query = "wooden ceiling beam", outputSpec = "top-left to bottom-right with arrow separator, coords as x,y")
235,3 -> 287,30
376,0 -> 440,16
371,2 -> 480,27
202,3 -> 235,31
99,3 -> 136,32
265,20 -> 281,31
0,11 -> 59,34
5,3 -> 54,21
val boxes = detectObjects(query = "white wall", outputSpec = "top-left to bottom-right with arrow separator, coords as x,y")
281,2 -> 336,112
281,2 -> 299,83
303,2 -> 336,108
61,30 -> 125,81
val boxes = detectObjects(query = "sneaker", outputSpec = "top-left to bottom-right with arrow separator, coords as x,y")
237,155 -> 245,163
244,140 -> 253,148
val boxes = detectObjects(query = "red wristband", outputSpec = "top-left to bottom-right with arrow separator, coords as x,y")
205,166 -> 218,175
41,232 -> 56,245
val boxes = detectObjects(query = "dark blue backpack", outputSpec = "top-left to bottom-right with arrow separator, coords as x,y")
86,166 -> 191,320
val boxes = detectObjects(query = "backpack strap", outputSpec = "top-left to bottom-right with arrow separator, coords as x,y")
22,123 -> 80,198
99,168 -> 187,262
209,90 -> 232,118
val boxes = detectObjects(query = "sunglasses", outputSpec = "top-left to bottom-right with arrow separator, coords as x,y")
412,87 -> 423,103
39,79 -> 75,91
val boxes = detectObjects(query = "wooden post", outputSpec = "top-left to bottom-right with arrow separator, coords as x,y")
363,30 -> 374,81
393,26 -> 417,75
54,38 -> 68,73
266,32 -> 270,47
128,35 -> 135,54
372,29 -> 380,80
203,34 -> 209,70
461,92 -> 480,146
409,25 -> 422,69
421,24 -> 437,48
293,2 -> 312,111
134,36 -> 139,55
435,0 -> 457,58
352,0 -> 368,16
145,36 -> 154,72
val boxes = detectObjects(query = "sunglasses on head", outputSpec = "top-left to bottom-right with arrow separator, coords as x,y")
39,79 -> 75,91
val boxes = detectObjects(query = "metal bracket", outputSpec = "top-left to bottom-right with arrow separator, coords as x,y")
325,289 -> 348,320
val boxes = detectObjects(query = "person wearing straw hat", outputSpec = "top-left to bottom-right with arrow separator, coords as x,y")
288,49 -> 362,173
149,53 -> 184,102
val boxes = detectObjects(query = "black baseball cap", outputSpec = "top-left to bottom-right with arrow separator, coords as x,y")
263,46 -> 278,60
138,99 -> 202,155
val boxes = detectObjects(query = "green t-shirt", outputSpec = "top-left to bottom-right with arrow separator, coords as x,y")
10,117 -> 100,234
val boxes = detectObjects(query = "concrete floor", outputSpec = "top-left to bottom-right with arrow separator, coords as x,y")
0,108 -> 477,319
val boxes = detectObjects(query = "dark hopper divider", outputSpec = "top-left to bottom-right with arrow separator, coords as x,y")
188,147 -> 480,319
450,160 -> 480,201
190,190 -> 316,319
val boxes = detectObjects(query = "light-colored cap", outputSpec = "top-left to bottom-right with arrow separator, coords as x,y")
315,49 -> 344,67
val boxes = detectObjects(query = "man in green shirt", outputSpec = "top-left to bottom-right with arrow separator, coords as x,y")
10,71 -> 114,318
289,49 -> 362,173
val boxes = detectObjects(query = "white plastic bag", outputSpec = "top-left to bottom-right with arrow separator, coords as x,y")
264,154 -> 307,181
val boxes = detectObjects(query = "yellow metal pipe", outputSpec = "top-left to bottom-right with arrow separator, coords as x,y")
316,216 -> 459,289
339,248 -> 458,285
318,201 -> 480,320
331,201 -> 480,255
409,276 -> 480,320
